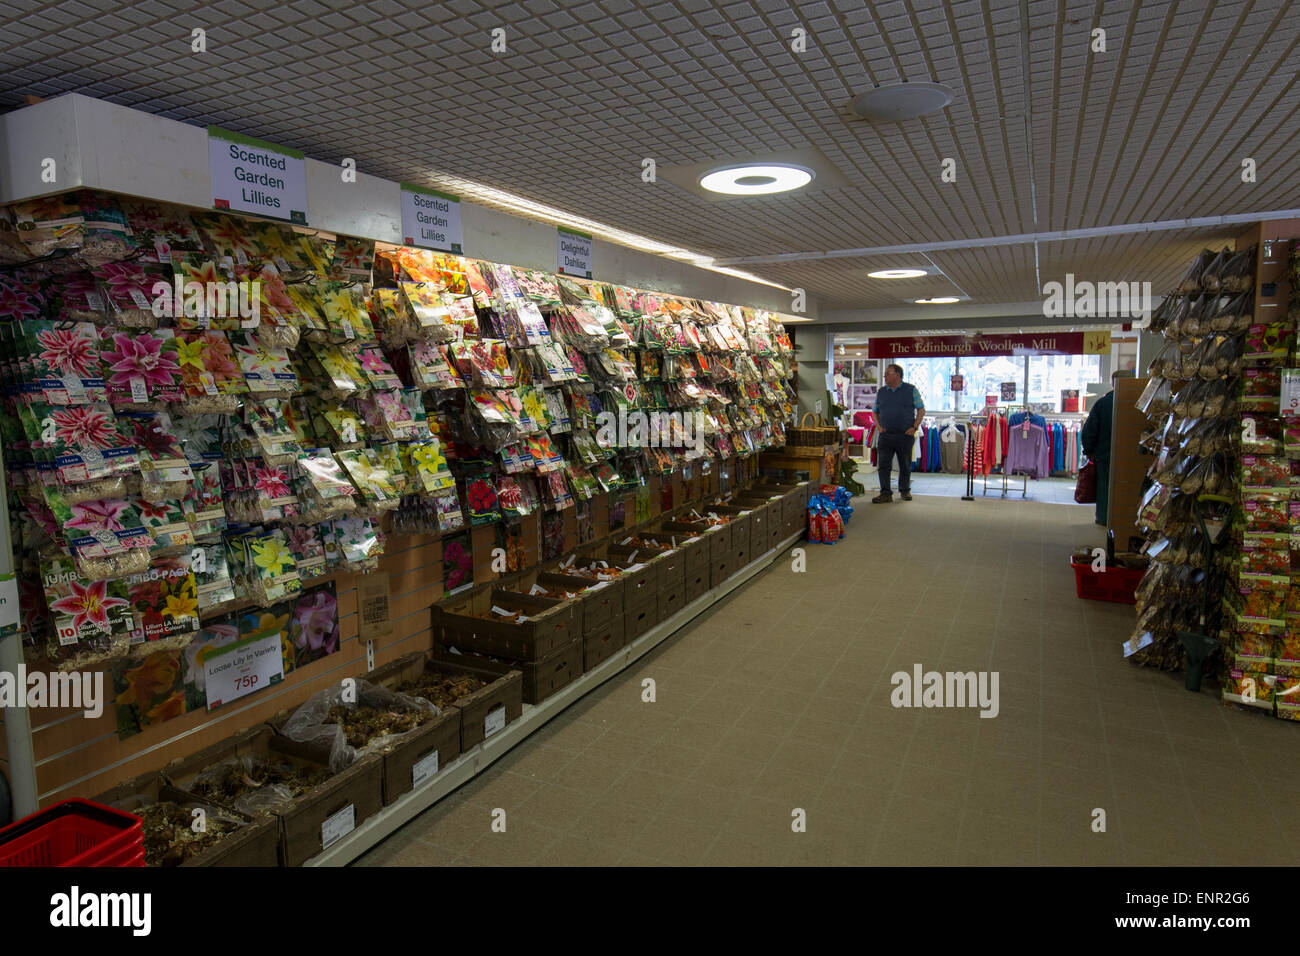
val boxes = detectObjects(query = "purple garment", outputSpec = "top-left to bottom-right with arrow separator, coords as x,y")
1005,422 -> 1049,478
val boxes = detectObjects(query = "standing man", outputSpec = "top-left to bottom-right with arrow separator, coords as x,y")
873,363 -> 926,502
1081,379 -> 1116,526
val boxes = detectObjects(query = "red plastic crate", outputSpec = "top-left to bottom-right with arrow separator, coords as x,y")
1071,560 -> 1145,605
0,799 -> 143,867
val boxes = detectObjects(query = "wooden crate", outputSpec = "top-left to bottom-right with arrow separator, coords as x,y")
583,614 -> 626,671
434,587 -> 577,661
430,640 -> 576,707
95,772 -> 281,867
624,591 -> 660,642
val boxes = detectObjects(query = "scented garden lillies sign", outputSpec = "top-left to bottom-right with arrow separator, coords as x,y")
207,126 -> 308,225
400,184 -> 463,254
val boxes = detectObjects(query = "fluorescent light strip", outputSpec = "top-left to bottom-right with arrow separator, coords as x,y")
425,174 -> 793,291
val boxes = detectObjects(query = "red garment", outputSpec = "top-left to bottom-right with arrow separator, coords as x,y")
981,411 -> 1008,475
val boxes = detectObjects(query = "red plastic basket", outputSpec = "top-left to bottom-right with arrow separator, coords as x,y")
0,799 -> 143,867
1071,560 -> 1145,605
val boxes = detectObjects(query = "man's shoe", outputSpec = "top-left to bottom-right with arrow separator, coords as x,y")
901,492 -> 913,501
872,492 -> 893,503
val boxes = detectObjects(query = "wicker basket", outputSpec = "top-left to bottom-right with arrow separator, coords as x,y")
787,413 -> 839,447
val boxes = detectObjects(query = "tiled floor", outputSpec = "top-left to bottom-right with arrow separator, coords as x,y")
355,494 -> 1294,867
873,469 -> 1086,505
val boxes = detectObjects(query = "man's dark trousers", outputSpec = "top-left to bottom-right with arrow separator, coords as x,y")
878,431 -> 914,495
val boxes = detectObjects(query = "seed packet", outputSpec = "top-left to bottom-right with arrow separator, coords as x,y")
229,331 -> 298,396
136,495 -> 196,553
330,515 -> 383,571
298,450 -> 358,509
41,556 -> 133,667
1241,367 -> 1281,412
183,466 -> 227,538
463,474 -> 501,525
1244,322 -> 1293,363
174,330 -> 246,412
442,532 -> 473,592
240,529 -> 303,606
285,282 -> 331,336
244,398 -> 303,464
331,236 -> 375,282
171,255 -> 257,331
123,554 -> 200,651
527,433 -> 565,473
404,438 -> 455,493
285,524 -> 329,580
29,403 -> 138,484
542,470 -> 574,510
1242,455 -> 1290,494
357,345 -> 402,390
1223,669 -> 1274,708
313,342 -> 368,394
22,320 -> 107,404
336,449 -> 401,510
320,281 -> 375,343
433,488 -> 465,533
1245,498 -> 1290,535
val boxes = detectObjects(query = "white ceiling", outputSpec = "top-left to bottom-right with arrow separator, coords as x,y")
1,0 -> 1296,317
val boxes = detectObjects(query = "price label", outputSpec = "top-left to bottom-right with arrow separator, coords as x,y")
342,319 -> 355,340
57,622 -> 79,646
196,314 -> 211,330
129,288 -> 152,310
154,240 -> 172,264
130,376 -> 149,403
1283,370 -> 1300,415
341,420 -> 357,444
0,573 -> 18,632
484,704 -> 506,739
203,631 -> 284,710
320,804 -> 355,849
200,372 -> 219,396
85,291 -> 104,311
412,750 -> 440,787
62,377 -> 87,404
274,257 -> 292,273
234,248 -> 249,266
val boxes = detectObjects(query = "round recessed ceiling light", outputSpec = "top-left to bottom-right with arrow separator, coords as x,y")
915,296 -> 961,304
699,163 -> 814,195
868,269 -> 927,279
851,81 -> 955,123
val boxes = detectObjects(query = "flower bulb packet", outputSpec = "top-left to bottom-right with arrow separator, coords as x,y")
21,320 -> 107,404
243,529 -> 303,605
174,330 -> 247,412
331,236 -> 375,282
134,494 -> 196,553
285,524 -> 329,579
123,554 -> 200,651
120,411 -> 194,501
313,398 -> 365,448
330,515 -> 384,569
320,281 -> 375,343
94,260 -> 170,328
183,466 -> 227,538
336,448 -> 401,509
229,331 -> 298,396
433,488 -> 465,533
98,328 -> 184,406
191,542 -> 238,613
357,345 -> 402,390
311,342 -> 368,394
30,403 -> 140,483
41,556 -> 133,664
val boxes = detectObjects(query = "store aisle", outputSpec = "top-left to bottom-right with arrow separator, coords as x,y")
356,495 -> 1293,867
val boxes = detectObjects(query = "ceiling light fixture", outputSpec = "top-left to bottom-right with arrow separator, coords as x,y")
851,81 -> 955,124
915,296 -> 961,304
869,269 -> 928,279
698,163 -> 815,196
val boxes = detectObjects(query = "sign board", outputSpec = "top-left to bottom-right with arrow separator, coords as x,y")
203,631 -> 284,710
400,184 -> 463,253
867,331 -> 1111,359
950,375 -> 964,392
1000,382 -> 1017,401
557,227 -> 592,279
985,395 -> 998,407
208,126 -> 307,224
1061,388 -> 1080,412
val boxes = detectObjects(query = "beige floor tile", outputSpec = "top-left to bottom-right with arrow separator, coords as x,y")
604,767 -> 687,809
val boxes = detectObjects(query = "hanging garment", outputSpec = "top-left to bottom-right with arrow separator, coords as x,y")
1006,421 -> 1050,479
940,423 -> 966,473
